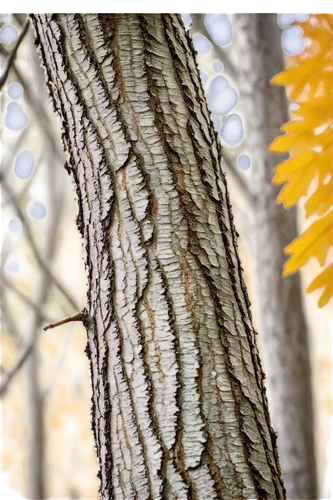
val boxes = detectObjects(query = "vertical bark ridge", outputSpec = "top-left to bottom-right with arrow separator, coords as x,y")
136,17 -> 209,493
61,14 -> 162,499
33,14 -> 116,498
31,13 -> 285,499
163,16 -> 278,498
76,19 -> 161,493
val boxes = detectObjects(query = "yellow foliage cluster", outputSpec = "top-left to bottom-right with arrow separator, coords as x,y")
269,14 -> 333,307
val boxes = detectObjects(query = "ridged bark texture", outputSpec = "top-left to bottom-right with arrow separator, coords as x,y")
31,14 -> 285,500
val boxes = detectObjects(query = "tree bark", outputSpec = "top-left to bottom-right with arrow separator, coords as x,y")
229,14 -> 317,499
31,14 -> 285,499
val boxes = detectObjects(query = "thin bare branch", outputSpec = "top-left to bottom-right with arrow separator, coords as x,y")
1,43 -> 76,491
0,293 -> 22,345
18,155 -> 43,200
0,246 -> 23,345
0,125 -> 31,175
43,308 -> 88,331
0,174 -> 79,312
1,276 -> 52,323
0,366 -> 5,375
0,337 -> 35,397
0,18 -> 29,89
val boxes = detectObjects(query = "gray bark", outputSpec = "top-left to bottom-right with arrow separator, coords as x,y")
31,14 -> 285,499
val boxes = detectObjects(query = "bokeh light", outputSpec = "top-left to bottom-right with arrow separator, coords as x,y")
27,200 -> 47,221
290,103 -> 300,111
282,25 -> 305,56
0,24 -> 18,44
0,14 -> 11,22
8,82 -> 23,100
6,257 -> 22,276
237,153 -> 251,171
4,102 -> 28,131
213,60 -> 224,73
181,13 -> 192,31
207,76 -> 238,115
220,114 -> 244,146
8,217 -> 23,234
278,13 -> 309,29
193,34 -> 211,54
204,14 -> 233,46
14,149 -> 35,179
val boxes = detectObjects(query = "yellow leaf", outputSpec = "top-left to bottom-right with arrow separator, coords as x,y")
276,169 -> 314,208
269,134 -> 297,153
281,120 -> 309,134
291,108 -> 332,132
290,65 -> 323,100
284,210 -> 333,274
318,147 -> 333,181
294,97 -> 332,120
316,128 -> 333,151
270,58 -> 316,88
305,178 -> 333,218
273,151 -> 316,184
270,128 -> 332,156
307,24 -> 333,46
271,14 -> 333,307
306,263 -> 333,307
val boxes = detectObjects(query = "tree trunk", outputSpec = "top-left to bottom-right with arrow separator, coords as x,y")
31,14 -> 285,499
25,349 -> 45,499
229,14 -> 317,499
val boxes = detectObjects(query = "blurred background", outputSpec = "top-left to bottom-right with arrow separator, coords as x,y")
0,13 -> 332,499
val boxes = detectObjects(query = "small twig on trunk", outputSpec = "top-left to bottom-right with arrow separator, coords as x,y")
43,308 -> 88,331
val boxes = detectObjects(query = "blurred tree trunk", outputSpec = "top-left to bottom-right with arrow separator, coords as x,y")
31,14 -> 285,499
25,350 -> 44,499
2,14 -> 68,500
229,14 -> 317,499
